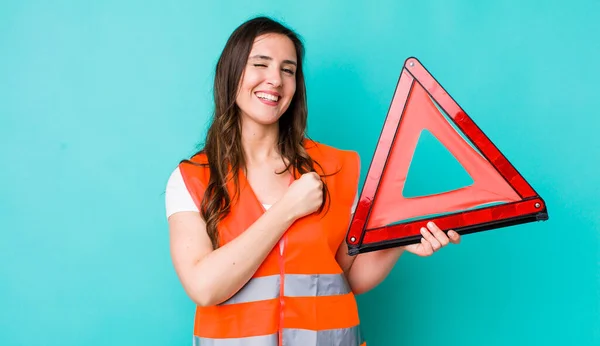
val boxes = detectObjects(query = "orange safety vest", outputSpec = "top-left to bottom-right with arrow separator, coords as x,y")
179,140 -> 366,346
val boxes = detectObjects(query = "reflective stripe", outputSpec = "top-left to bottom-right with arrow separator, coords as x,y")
219,275 -> 280,305
219,273 -> 350,305
193,334 -> 277,346
284,273 -> 351,297
193,328 -> 363,346
282,326 -> 362,345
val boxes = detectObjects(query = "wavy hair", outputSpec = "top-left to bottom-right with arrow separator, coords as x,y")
183,16 -> 331,249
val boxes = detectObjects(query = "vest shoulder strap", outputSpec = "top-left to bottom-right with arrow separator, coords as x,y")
178,153 -> 210,211
305,140 -> 360,207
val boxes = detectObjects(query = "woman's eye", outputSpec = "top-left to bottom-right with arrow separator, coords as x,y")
283,68 -> 295,75
253,64 -> 267,68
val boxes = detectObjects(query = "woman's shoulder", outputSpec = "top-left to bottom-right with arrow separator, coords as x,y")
305,139 -> 360,164
165,166 -> 200,218
177,151 -> 210,172
174,151 -> 212,189
181,151 -> 209,165
304,139 -> 361,178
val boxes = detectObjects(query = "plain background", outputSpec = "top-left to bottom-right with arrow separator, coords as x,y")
1,0 -> 598,345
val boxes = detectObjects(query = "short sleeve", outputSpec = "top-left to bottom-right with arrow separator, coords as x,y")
165,166 -> 199,219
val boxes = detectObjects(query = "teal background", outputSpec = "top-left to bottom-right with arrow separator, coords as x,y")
1,0 -> 598,345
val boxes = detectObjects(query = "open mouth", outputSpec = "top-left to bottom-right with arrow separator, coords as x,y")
255,92 -> 280,103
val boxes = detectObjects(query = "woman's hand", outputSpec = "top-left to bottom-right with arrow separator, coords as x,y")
280,172 -> 323,220
401,221 -> 461,256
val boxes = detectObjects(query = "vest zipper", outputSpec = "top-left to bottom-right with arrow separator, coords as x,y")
277,235 -> 286,346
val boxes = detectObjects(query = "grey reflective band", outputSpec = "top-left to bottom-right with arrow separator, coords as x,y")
284,273 -> 351,297
193,333 -> 277,346
219,275 -> 280,305
282,326 -> 362,345
219,273 -> 351,305
194,327 -> 363,346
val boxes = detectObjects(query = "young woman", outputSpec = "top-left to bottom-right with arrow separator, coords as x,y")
165,16 -> 461,346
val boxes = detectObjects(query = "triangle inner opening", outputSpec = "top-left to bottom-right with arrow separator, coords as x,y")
402,129 -> 474,198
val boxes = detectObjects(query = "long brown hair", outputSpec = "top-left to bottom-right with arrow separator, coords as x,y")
183,16 -> 330,249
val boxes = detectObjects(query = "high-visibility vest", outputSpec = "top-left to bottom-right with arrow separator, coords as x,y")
179,140 -> 366,346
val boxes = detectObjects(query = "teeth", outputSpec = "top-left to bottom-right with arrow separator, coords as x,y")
256,92 -> 279,102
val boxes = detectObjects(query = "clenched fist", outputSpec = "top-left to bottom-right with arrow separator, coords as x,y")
281,172 -> 324,220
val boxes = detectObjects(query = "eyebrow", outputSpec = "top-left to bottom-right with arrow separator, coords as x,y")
249,55 -> 297,67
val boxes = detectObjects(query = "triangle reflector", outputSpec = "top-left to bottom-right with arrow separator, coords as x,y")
346,57 -> 548,255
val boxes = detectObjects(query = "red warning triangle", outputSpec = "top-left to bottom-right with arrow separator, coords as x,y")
346,57 -> 548,255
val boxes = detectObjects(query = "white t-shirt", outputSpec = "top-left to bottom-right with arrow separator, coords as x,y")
165,167 -> 359,219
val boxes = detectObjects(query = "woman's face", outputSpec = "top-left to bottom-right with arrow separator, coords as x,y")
236,33 -> 297,127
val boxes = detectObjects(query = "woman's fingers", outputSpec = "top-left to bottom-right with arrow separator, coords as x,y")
420,222 -> 462,253
448,230 -> 461,244
420,226 -> 441,252
426,221 -> 450,247
419,236 -> 434,256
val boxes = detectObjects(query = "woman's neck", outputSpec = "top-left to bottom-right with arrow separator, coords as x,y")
241,120 -> 281,165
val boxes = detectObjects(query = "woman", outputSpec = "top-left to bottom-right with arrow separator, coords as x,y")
165,16 -> 461,346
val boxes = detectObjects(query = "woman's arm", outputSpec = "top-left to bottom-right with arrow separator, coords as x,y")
169,201 -> 295,307
168,172 -> 323,307
336,221 -> 461,295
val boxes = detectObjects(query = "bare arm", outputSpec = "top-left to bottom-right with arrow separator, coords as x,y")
169,201 -> 296,306
336,241 -> 405,295
336,222 -> 461,295
168,172 -> 323,307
